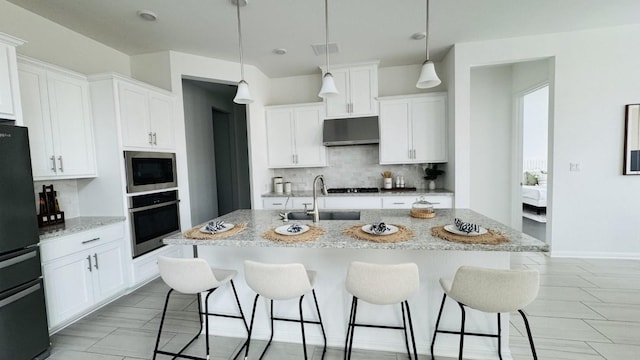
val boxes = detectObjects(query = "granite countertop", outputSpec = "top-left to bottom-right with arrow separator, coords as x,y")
262,188 -> 454,197
165,209 -> 547,252
39,216 -> 126,240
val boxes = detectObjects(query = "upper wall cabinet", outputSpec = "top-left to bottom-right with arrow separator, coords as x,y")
265,103 -> 326,168
118,81 -> 174,150
379,93 -> 447,164
0,33 -> 24,123
18,57 -> 97,180
322,62 -> 378,119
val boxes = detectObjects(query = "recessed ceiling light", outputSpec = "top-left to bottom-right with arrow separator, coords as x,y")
137,10 -> 158,21
273,48 -> 287,55
411,32 -> 426,40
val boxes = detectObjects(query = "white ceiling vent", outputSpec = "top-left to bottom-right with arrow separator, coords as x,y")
311,43 -> 339,56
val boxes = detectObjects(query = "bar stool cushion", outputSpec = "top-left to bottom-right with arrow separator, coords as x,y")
244,260 -> 313,300
443,266 -> 539,313
158,256 -> 234,294
346,261 -> 419,305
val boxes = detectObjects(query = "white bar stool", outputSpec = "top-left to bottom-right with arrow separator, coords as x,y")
153,256 -> 249,360
430,266 -> 540,360
344,261 -> 420,360
243,260 -> 327,360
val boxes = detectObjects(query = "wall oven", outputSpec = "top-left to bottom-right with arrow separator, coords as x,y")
124,151 -> 177,193
129,190 -> 180,258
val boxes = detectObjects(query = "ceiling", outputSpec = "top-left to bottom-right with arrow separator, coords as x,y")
7,0 -> 640,78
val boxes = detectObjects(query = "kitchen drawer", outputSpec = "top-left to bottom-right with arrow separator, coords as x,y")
324,196 -> 381,209
263,197 -> 288,209
382,196 -> 419,209
40,223 -> 124,262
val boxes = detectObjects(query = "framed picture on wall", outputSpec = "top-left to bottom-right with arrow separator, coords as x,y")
624,104 -> 640,175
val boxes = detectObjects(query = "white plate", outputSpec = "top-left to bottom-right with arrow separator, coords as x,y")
199,222 -> 234,234
444,224 -> 487,237
275,224 -> 310,236
361,224 -> 399,236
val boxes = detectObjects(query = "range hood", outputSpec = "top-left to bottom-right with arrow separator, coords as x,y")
322,116 -> 379,146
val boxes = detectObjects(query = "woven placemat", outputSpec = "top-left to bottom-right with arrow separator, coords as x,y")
183,223 -> 247,240
431,225 -> 509,245
262,225 -> 325,243
343,224 -> 415,243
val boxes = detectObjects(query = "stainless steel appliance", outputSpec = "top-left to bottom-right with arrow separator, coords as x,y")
124,151 -> 177,193
129,190 -> 180,258
0,124 -> 51,360
322,116 -> 379,146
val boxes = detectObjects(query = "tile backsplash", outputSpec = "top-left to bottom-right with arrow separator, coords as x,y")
271,145 -> 444,192
33,180 -> 80,218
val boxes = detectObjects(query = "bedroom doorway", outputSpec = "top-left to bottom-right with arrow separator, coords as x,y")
517,84 -> 549,242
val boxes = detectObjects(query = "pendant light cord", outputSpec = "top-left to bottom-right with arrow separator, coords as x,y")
425,0 -> 430,61
324,0 -> 330,74
236,0 -> 245,81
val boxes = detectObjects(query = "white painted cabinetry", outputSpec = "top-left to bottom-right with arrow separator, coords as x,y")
40,223 -> 126,331
0,33 -> 23,122
381,195 -> 453,209
324,196 -> 382,209
18,57 -> 96,180
379,93 -> 447,164
119,81 -> 174,150
263,197 -> 323,210
266,103 -> 326,168
263,194 -> 452,210
323,63 -> 378,118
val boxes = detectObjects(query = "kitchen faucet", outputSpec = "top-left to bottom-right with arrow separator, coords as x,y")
306,175 -> 328,223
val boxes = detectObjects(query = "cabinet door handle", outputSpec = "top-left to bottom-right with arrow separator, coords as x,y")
153,132 -> 157,145
87,255 -> 92,272
58,156 -> 64,172
93,253 -> 99,270
81,237 -> 101,244
272,202 -> 283,206
148,132 -> 153,145
392,202 -> 405,205
51,156 -> 57,173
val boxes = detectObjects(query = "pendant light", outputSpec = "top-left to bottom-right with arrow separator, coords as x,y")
318,0 -> 338,98
416,0 -> 441,89
233,0 -> 253,104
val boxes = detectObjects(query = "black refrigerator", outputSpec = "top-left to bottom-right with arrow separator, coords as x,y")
0,124 -> 51,359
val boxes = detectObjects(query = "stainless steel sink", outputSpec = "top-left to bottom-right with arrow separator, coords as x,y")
287,211 -> 361,221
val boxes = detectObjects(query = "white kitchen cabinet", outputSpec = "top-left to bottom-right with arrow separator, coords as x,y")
379,93 -> 447,164
41,223 -> 126,330
266,103 -> 326,168
0,33 -> 23,123
263,197 -> 322,210
324,196 -> 382,209
119,81 -> 175,150
381,195 -> 452,209
18,57 -> 96,180
323,63 -> 378,118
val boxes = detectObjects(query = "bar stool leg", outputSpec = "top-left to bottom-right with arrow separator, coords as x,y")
312,289 -> 327,359
299,295 -> 309,360
245,294 -> 260,360
518,309 -> 538,360
497,313 -> 503,360
404,301 -> 418,360
430,293 -> 447,360
347,298 -> 359,360
204,289 -> 218,359
230,280 -> 249,360
344,297 -> 356,360
152,289 -> 174,360
401,302 -> 411,357
258,300 -> 275,360
457,302 -> 466,360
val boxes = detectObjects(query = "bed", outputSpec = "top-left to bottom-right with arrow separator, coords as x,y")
522,185 -> 547,214
522,159 -> 547,214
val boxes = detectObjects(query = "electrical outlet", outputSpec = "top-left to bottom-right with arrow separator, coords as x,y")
570,163 -> 581,172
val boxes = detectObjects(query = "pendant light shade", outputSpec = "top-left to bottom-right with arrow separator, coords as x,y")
233,0 -> 253,104
416,0 -> 441,89
319,72 -> 338,98
318,0 -> 339,98
417,60 -> 441,89
233,80 -> 253,104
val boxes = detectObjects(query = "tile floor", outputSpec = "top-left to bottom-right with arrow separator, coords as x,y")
47,252 -> 640,360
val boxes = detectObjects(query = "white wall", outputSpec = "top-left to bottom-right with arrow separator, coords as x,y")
470,65 -> 514,225
0,0 -> 130,75
454,25 -> 640,258
522,86 -> 549,162
131,52 -> 172,91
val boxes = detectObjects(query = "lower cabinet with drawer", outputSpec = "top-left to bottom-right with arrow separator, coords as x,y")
40,222 -> 126,331
381,195 -> 453,209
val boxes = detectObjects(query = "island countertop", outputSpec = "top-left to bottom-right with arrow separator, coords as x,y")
164,209 -> 548,252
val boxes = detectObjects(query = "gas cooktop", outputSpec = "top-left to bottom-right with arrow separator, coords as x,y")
327,187 -> 380,193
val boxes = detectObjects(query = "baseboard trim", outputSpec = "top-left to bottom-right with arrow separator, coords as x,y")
551,251 -> 640,260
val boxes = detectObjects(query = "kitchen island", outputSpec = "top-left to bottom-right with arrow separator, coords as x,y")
164,209 -> 547,359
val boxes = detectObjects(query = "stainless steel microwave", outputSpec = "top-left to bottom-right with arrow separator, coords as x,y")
124,151 -> 177,193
